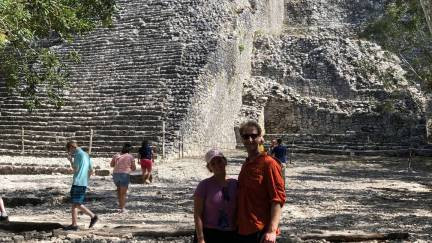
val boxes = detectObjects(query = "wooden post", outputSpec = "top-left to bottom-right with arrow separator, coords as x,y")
178,139 -> 181,159
89,129 -> 93,155
408,148 -> 413,171
348,149 -> 354,161
181,132 -> 184,158
21,127 -> 24,154
289,138 -> 295,164
162,121 -> 165,159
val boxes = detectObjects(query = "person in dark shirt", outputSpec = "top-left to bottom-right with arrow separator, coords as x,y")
269,139 -> 277,155
271,139 -> 287,164
271,139 -> 288,185
138,140 -> 155,184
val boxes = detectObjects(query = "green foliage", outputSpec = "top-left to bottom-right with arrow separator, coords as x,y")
0,0 -> 115,111
360,0 -> 432,89
355,57 -> 399,89
238,44 -> 245,53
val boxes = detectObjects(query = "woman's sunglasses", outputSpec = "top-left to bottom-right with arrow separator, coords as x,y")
241,134 -> 259,140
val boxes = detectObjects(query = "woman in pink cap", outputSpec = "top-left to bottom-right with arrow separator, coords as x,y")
193,149 -> 238,243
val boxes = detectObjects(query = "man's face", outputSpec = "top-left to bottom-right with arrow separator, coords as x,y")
241,126 -> 261,153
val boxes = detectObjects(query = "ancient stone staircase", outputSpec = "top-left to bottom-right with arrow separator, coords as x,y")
0,0 -> 217,157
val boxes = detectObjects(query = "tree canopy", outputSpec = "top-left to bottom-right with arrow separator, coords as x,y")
360,0 -> 432,89
0,0 -> 115,111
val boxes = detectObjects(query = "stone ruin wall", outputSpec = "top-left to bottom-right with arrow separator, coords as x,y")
243,0 -> 429,146
181,0 -> 284,154
0,0 -> 430,158
0,0 -> 284,157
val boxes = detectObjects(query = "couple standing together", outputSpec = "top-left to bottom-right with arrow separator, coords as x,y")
194,121 -> 286,243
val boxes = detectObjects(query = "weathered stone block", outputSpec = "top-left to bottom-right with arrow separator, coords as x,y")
95,170 -> 110,176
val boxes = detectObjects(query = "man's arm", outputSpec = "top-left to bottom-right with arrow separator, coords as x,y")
261,203 -> 282,243
67,154 -> 74,167
68,153 -> 77,172
262,159 -> 286,243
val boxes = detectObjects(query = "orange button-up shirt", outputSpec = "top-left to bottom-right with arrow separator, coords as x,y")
237,153 -> 286,235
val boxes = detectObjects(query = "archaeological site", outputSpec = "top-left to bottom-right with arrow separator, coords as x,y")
0,0 -> 431,157
0,0 -> 431,242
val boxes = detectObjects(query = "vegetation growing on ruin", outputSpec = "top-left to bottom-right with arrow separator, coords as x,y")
238,44 -> 245,53
0,0 -> 115,111
360,0 -> 432,89
355,57 -> 400,90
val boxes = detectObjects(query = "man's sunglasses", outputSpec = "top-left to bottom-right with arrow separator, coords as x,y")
241,134 -> 259,140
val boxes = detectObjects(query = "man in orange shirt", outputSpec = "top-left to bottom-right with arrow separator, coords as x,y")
237,121 -> 286,243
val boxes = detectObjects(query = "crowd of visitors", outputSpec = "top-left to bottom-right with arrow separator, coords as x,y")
1,120 -> 288,242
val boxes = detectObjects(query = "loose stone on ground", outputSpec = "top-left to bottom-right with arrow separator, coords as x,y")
0,151 -> 431,242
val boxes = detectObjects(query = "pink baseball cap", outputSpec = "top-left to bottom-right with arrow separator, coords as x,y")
205,149 -> 225,164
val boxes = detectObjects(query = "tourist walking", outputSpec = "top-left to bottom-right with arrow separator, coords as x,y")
138,140 -> 154,184
237,121 -> 286,243
193,149 -> 237,243
0,197 -> 8,222
64,140 -> 98,231
271,138 -> 288,183
111,142 -> 136,213
271,139 -> 287,164
269,139 -> 277,154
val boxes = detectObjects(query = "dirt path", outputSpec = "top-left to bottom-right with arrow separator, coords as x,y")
0,151 -> 431,242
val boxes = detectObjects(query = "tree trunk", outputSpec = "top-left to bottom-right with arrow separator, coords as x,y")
420,0 -> 432,35
300,232 -> 409,242
0,221 -> 63,233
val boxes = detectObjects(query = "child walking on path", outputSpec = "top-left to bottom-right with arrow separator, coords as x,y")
64,140 -> 98,231
138,140 -> 154,184
0,197 -> 8,222
111,143 -> 136,213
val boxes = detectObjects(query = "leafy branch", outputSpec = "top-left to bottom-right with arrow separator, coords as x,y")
0,0 -> 115,111
360,0 -> 432,89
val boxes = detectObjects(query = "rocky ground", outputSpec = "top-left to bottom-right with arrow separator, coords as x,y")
0,150 -> 431,242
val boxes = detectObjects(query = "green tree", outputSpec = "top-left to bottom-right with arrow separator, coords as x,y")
0,0 -> 115,111
360,0 -> 432,89
419,0 -> 432,34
